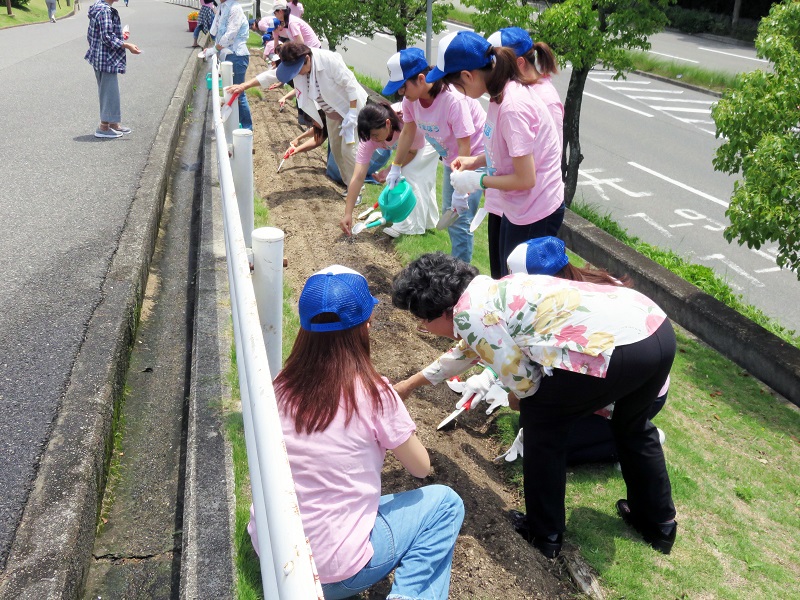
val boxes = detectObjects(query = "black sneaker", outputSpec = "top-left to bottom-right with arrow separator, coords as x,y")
616,499 -> 677,554
507,510 -> 562,558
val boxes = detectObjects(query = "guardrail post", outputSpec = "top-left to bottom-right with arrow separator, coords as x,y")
232,129 -> 254,248
252,228 -> 284,380
220,60 -> 237,145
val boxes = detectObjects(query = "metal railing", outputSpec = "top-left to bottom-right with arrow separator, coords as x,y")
210,58 -> 323,599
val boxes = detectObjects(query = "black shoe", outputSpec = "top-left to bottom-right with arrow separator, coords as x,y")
507,510 -> 563,558
616,499 -> 677,554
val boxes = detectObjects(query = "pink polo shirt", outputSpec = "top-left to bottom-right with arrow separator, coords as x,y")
277,16 -> 321,48
531,76 -> 564,151
483,80 -> 563,225
278,379 -> 416,584
401,87 -> 485,168
356,103 -> 426,164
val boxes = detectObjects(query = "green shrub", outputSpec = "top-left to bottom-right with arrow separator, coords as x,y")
667,6 -> 717,33
11,0 -> 30,7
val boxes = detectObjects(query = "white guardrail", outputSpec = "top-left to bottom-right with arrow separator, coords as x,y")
210,58 -> 323,599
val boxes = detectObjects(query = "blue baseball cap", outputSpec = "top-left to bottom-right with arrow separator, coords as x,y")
299,265 -> 379,332
276,52 -> 307,83
506,237 -> 569,276
487,27 -> 533,58
382,48 -> 429,96
426,31 -> 492,83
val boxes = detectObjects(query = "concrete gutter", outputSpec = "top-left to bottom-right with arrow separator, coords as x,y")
560,209 -> 800,408
0,51 -> 203,599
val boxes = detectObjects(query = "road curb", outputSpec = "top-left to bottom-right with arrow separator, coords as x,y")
0,50 -> 203,600
631,69 -> 724,98
560,209 -> 800,408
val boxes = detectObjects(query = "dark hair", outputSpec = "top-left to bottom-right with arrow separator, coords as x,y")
522,41 -> 559,77
276,4 -> 292,26
404,67 -> 447,100
279,40 -> 311,65
391,252 -> 479,320
357,103 -> 401,142
442,46 -> 535,103
312,110 -> 328,144
275,317 -> 394,434
556,263 -> 632,287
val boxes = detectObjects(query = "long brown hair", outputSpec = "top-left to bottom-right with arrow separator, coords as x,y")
557,263 -> 632,287
522,41 -> 559,77
274,316 -> 393,434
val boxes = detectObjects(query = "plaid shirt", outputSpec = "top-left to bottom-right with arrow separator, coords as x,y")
197,5 -> 215,33
84,0 -> 126,74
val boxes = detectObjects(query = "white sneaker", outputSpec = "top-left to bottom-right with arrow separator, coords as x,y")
383,226 -> 401,238
657,428 -> 666,445
94,127 -> 123,139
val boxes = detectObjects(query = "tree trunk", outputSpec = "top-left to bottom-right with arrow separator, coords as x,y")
732,0 -> 742,29
255,0 -> 261,20
6,0 -> 12,16
562,66 -> 589,207
395,31 -> 407,51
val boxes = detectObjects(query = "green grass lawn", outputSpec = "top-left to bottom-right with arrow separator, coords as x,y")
0,0 -> 73,28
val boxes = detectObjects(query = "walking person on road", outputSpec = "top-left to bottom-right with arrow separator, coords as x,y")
249,265 -> 464,599
85,0 -> 141,139
210,0 -> 252,130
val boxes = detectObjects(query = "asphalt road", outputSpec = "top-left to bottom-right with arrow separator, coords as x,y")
0,0 -> 196,567
335,25 -> 800,334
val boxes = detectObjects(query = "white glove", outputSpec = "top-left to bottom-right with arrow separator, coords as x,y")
484,384 -> 510,415
342,107 -> 359,130
450,191 -> 470,215
456,368 -> 499,410
386,164 -> 402,189
495,428 -> 524,463
450,169 -> 483,195
199,46 -> 217,61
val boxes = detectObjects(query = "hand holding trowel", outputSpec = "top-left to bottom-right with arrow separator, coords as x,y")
277,146 -> 296,172
221,91 -> 241,122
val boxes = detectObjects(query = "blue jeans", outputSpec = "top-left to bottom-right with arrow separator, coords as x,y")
321,485 -> 464,600
227,54 -> 252,130
442,164 -> 483,264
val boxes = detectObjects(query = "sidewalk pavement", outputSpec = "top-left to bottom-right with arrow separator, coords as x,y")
0,3 -> 204,596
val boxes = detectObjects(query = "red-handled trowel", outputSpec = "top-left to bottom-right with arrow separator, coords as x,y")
221,92 -> 241,122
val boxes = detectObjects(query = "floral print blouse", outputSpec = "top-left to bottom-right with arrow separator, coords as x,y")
421,274 -> 667,399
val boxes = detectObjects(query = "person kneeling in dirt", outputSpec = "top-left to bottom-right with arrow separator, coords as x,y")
248,265 -> 464,599
501,236 -> 670,466
340,102 -> 440,239
391,252 -> 678,559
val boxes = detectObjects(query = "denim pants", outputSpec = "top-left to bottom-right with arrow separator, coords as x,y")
227,54 -> 252,130
442,164 -> 483,264
94,70 -> 121,124
321,485 -> 464,600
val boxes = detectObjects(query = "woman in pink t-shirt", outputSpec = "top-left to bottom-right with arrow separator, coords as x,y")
433,31 -> 565,278
488,27 -> 564,152
249,266 -> 464,599
384,48 -> 487,264
340,102 -> 439,238
272,0 -> 320,48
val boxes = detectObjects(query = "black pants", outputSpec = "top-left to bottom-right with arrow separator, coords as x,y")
519,320 -> 677,537
488,212 -> 502,279
498,202 -> 565,277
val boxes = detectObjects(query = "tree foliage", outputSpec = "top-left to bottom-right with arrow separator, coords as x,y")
302,0 -> 451,52
460,0 -> 537,37
532,0 -> 673,206
711,0 -> 800,275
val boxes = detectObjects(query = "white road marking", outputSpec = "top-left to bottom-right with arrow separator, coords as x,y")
651,106 -> 712,114
751,247 -> 779,262
627,96 -> 713,104
375,32 -> 395,41
589,78 -> 650,84
700,254 -> 764,287
648,50 -> 699,64
447,22 -> 473,31
578,169 -> 653,200
584,92 -> 654,117
627,212 -> 673,237
698,47 -> 769,63
755,267 -> 782,273
604,87 -> 684,93
628,162 -> 729,208
669,222 -> 693,228
344,36 -> 367,45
